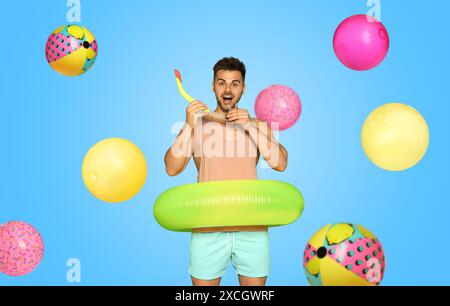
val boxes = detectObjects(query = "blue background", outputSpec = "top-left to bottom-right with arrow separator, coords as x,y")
1,0 -> 449,286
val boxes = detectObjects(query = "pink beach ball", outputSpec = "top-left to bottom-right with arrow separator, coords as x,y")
333,14 -> 390,71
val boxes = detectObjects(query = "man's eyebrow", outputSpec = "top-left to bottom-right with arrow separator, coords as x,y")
216,78 -> 241,84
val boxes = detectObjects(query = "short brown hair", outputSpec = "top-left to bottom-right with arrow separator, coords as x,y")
213,57 -> 246,82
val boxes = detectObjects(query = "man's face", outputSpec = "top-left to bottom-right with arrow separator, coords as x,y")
212,70 -> 246,112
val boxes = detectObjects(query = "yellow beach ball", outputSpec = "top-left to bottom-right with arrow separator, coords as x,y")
361,103 -> 429,171
82,138 -> 147,203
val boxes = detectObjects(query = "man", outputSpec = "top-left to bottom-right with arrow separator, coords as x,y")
164,57 -> 288,286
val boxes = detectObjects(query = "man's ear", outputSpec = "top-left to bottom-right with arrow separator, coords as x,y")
211,82 -> 215,92
243,84 -> 247,95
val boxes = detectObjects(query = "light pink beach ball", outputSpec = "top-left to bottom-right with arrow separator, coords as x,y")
255,85 -> 302,131
0,221 -> 44,277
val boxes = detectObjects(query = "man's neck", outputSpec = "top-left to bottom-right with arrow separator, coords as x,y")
214,108 -> 226,115
214,104 -> 234,115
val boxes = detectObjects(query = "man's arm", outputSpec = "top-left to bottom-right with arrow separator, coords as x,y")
164,100 -> 208,176
246,120 -> 288,172
164,124 -> 194,176
227,109 -> 288,172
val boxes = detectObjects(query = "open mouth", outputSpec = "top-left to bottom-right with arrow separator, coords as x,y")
222,94 -> 234,104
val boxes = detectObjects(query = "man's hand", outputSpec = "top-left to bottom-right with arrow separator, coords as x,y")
226,109 -> 252,129
186,100 -> 208,128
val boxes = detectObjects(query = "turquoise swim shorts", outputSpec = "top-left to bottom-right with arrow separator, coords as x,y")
189,231 -> 270,280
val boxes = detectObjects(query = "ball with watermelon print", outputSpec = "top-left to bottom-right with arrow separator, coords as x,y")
303,223 -> 385,286
45,24 -> 98,76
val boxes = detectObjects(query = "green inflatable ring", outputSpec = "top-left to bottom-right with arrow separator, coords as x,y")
153,180 -> 304,232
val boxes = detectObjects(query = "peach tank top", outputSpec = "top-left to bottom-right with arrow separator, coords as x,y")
194,120 -> 258,182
